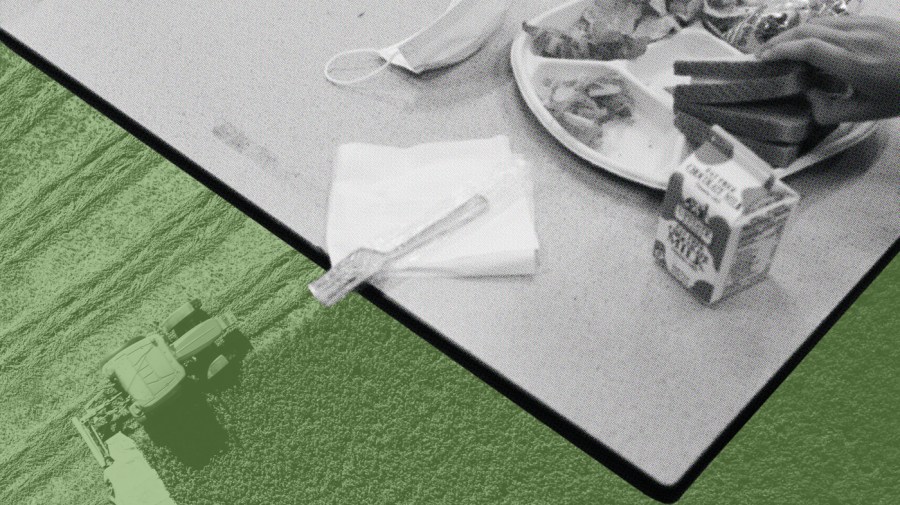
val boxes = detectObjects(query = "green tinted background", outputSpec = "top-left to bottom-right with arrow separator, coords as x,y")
0,42 -> 897,504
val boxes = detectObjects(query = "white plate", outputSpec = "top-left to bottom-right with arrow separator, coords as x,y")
511,0 -> 879,189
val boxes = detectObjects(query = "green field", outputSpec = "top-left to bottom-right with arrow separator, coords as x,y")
1,42 -> 898,504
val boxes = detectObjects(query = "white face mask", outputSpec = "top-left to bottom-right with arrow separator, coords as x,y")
324,0 -> 512,85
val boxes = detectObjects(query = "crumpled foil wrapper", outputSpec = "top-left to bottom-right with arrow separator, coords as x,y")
702,0 -> 862,53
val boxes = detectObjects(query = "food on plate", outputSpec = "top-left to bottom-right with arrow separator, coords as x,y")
674,97 -> 813,144
675,111 -> 802,167
671,57 -> 841,167
702,0 -> 861,53
668,0 -> 705,24
674,97 -> 840,167
523,22 -> 648,60
523,0 -> 681,61
673,59 -> 810,104
538,75 -> 636,149
673,59 -> 806,79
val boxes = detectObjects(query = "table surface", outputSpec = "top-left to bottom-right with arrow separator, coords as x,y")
3,0 -> 897,493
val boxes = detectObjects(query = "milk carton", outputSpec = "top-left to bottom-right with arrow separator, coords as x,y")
653,126 -> 799,305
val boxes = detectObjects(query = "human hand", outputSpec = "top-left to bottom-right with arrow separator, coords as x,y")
758,15 -> 900,124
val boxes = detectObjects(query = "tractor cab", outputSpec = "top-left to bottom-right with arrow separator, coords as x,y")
100,300 -> 236,418
101,333 -> 186,414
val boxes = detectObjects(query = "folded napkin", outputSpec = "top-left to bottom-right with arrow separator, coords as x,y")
326,136 -> 539,276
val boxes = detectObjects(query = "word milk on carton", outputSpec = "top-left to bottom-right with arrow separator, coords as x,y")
653,126 -> 799,305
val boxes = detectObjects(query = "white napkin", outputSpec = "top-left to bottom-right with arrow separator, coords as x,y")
326,136 -> 539,276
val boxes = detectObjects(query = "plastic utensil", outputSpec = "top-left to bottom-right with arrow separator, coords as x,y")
309,192 -> 490,307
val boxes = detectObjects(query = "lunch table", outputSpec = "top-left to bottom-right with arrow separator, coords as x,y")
2,0 -> 897,499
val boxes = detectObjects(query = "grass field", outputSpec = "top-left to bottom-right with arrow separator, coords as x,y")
1,41 -> 898,504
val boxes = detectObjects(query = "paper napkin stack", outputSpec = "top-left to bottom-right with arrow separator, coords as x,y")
326,136 -> 539,276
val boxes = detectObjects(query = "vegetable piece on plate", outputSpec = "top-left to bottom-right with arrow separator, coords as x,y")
539,76 -> 636,149
524,23 -> 592,59
524,0 -> 682,61
633,12 -> 681,40
669,0 -> 705,23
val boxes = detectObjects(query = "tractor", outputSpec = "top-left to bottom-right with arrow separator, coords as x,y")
72,299 -> 238,467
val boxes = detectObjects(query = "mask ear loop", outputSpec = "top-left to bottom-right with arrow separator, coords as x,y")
324,48 -> 396,86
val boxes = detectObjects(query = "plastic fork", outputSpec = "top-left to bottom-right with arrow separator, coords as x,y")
309,193 -> 490,307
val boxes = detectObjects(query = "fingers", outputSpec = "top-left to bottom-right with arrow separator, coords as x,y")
806,89 -> 884,124
807,14 -> 892,31
761,22 -> 845,49
759,38 -> 857,79
759,15 -> 893,54
756,15 -> 900,123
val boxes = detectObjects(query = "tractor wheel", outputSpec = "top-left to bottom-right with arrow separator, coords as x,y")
206,355 -> 230,380
127,403 -> 146,424
104,476 -> 116,504
162,299 -> 203,339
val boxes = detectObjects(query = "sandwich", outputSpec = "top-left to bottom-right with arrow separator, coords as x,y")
671,59 -> 835,168
674,110 -> 802,168
673,96 -> 813,144
673,60 -> 810,104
